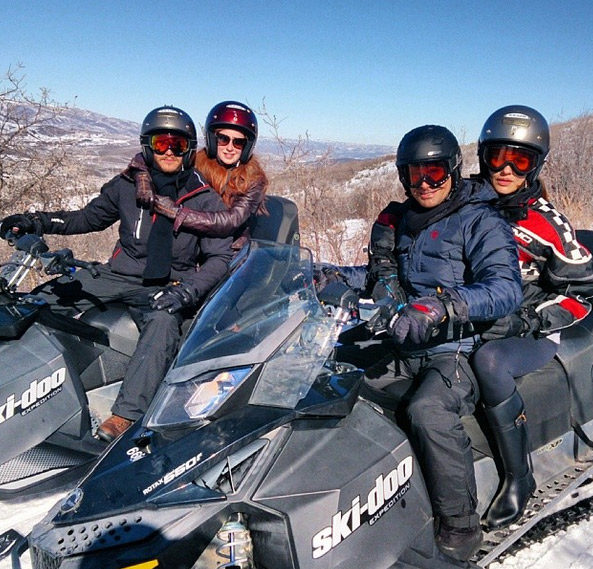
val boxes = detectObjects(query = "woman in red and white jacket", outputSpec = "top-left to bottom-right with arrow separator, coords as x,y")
472,105 -> 593,530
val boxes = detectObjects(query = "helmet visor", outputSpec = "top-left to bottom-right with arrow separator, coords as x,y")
483,145 -> 538,176
406,161 -> 450,188
149,134 -> 191,156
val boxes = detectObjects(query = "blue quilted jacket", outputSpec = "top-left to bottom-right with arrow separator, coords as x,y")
369,179 -> 523,351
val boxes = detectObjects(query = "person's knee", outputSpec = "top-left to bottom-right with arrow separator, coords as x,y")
137,310 -> 183,353
143,309 -> 181,331
472,343 -> 501,378
407,394 -> 446,427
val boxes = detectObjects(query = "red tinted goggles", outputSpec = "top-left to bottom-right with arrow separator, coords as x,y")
406,161 -> 450,188
215,132 -> 248,150
483,145 -> 538,175
149,134 -> 191,156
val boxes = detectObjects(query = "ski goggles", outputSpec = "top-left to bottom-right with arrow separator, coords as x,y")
483,145 -> 538,176
149,134 -> 191,156
405,161 -> 451,188
215,132 -> 248,150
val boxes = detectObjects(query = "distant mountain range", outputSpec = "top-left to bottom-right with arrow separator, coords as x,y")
28,104 -> 397,168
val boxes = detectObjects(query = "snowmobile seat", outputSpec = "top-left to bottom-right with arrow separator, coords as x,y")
463,356 -> 571,460
357,312 -> 593,461
250,195 -> 300,245
79,303 -> 139,357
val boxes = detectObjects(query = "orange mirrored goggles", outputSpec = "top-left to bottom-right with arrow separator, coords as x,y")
407,161 -> 450,188
483,145 -> 538,175
149,134 -> 191,156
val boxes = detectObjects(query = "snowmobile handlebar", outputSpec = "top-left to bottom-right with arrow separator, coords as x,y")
39,249 -> 100,279
1,234 -> 100,292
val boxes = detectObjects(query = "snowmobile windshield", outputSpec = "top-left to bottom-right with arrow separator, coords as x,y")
156,241 -> 340,414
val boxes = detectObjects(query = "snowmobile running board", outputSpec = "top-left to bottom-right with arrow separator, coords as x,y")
475,462 -> 593,567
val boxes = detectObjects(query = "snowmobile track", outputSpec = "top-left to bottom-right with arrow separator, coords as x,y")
474,462 -> 593,566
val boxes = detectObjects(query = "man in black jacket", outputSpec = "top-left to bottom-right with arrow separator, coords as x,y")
0,106 -> 233,441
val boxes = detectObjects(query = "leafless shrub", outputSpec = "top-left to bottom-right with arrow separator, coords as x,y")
542,112 -> 593,229
0,64 -> 74,214
0,65 -> 118,289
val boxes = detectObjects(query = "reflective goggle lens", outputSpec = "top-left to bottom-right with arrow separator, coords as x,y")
484,145 -> 538,175
216,132 -> 248,150
149,134 -> 190,156
408,161 -> 450,188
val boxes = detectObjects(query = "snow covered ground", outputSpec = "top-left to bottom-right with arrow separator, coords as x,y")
1,489 -> 593,568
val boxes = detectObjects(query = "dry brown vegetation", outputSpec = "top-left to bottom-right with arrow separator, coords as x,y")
0,66 -> 118,288
265,115 -> 593,265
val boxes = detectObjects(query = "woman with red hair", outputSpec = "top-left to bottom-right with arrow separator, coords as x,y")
152,100 -> 268,249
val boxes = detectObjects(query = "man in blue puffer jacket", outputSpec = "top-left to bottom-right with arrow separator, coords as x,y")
363,125 -> 522,561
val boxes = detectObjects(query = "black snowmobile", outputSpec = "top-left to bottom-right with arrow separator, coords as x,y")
5,232 -> 593,568
0,233 -> 138,496
0,195 -> 300,499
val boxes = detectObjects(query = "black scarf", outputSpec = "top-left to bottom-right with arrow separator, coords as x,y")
404,183 -> 468,237
143,168 -> 192,280
496,181 -> 542,222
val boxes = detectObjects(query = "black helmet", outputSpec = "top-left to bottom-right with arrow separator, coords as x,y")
478,105 -> 549,184
140,106 -> 197,169
205,101 -> 258,164
396,125 -> 462,194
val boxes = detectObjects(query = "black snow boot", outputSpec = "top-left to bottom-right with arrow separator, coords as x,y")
484,389 -> 536,528
435,514 -> 483,561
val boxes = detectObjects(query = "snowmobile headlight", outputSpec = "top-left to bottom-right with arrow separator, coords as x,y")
145,367 -> 252,429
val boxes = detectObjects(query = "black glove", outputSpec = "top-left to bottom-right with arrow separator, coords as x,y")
150,282 -> 197,314
481,308 -> 541,340
313,263 -> 347,294
365,297 -> 403,334
390,296 -> 447,344
371,274 -> 407,306
0,214 -> 39,240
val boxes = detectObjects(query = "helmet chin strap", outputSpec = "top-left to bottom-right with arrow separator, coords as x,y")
217,157 -> 240,169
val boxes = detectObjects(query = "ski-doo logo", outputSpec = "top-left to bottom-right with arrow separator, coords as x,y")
0,368 -> 66,423
142,452 -> 204,495
311,455 -> 414,559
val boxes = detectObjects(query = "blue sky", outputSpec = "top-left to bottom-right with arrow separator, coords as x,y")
2,1 -> 592,146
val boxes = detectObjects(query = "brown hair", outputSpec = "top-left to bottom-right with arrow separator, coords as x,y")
538,179 -> 549,200
195,149 -> 268,214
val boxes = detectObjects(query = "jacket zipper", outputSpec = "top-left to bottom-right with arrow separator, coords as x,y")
134,209 -> 144,239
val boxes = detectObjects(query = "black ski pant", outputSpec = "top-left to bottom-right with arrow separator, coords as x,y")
362,349 -> 480,528
32,264 -> 185,421
471,335 -> 557,407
